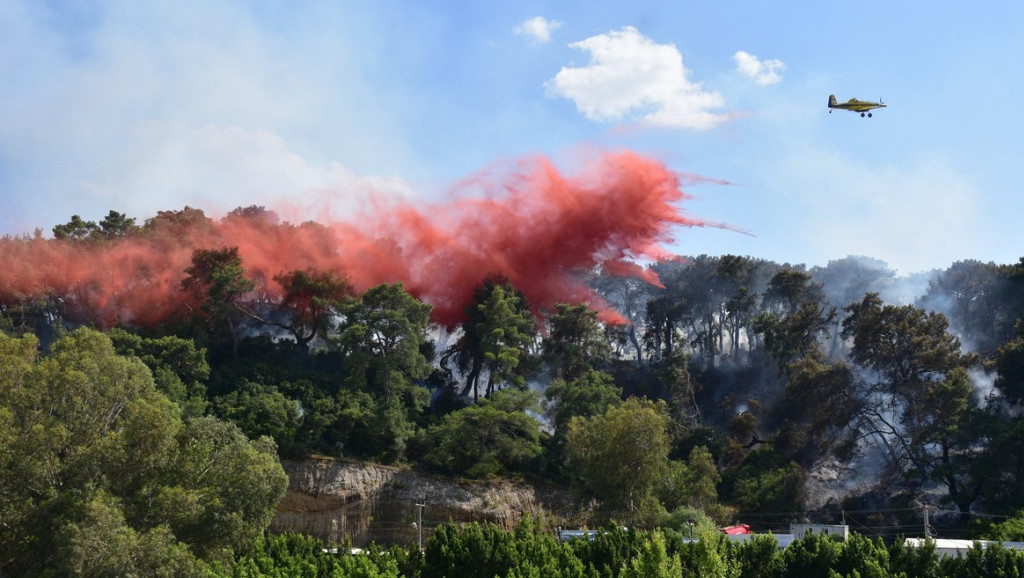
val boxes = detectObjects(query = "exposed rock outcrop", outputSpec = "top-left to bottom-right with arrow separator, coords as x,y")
271,458 -> 580,547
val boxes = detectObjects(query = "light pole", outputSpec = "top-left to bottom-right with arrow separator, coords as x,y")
415,502 -> 426,550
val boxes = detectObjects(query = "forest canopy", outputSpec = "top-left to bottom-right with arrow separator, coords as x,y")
0,328 -> 287,575
3,207 -> 1024,574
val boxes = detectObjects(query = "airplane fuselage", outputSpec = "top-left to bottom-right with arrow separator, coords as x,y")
828,94 -> 885,116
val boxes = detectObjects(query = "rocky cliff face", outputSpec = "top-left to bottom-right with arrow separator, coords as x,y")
271,458 -> 580,547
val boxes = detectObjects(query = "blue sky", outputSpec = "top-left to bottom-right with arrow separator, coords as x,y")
2,1 -> 1022,274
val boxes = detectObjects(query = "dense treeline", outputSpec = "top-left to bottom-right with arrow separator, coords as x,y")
224,522 -> 1024,578
0,329 -> 287,574
3,207 -> 1024,574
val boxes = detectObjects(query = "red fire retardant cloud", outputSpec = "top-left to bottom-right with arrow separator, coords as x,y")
0,151 -> 734,328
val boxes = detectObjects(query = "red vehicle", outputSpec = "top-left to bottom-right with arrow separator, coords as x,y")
720,524 -> 751,535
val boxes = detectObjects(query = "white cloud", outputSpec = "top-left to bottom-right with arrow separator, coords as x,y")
733,51 -> 785,85
545,27 -> 727,130
514,16 -> 561,44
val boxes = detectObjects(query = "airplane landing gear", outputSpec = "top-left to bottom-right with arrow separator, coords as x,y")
867,112 -> 873,118
861,112 -> 866,117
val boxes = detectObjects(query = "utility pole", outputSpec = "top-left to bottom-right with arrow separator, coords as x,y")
923,506 -> 931,538
628,492 -> 634,527
415,502 -> 426,551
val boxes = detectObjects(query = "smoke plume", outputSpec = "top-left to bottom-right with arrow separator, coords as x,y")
0,151 -> 732,328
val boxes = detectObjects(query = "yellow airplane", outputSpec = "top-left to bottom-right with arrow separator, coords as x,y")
828,94 -> 886,117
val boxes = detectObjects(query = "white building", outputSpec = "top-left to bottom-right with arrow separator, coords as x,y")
904,538 -> 1024,558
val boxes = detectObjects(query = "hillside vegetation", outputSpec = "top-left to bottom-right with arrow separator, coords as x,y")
3,208 -> 1024,574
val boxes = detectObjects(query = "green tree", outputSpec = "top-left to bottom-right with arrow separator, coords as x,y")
589,264 -> 658,361
811,256 -> 897,357
182,246 -> 257,356
97,209 -> 140,239
335,283 -> 434,461
565,397 -> 672,522
994,321 -> 1024,405
52,214 -> 99,241
978,416 -> 1024,513
109,327 -> 211,418
648,256 -> 726,366
918,259 -> 1004,355
657,348 -> 701,429
680,527 -> 739,578
732,534 -> 784,578
753,269 -> 834,375
336,283 -> 433,395
643,290 -> 686,362
225,532 -> 326,577
916,367 -> 986,516
842,293 -> 980,507
545,369 -> 622,443
224,204 -> 280,224
426,389 -> 543,478
777,352 -> 860,464
983,511 -> 1024,542
422,521 -> 520,578
995,258 -> 1024,343
54,491 -> 210,577
213,379 -> 301,454
165,416 -> 288,560
272,268 -> 352,349
729,447 -> 805,514
682,446 -> 721,513
938,541 -> 1024,578
620,530 -> 683,578
778,532 -> 841,578
843,293 -> 967,386
644,255 -> 781,366
0,328 -> 287,575
753,301 -> 836,375
887,536 -> 940,578
142,206 -> 213,238
979,320 -> 1024,513
762,269 -> 824,316
50,210 -> 140,243
447,277 -> 537,400
543,303 -> 611,381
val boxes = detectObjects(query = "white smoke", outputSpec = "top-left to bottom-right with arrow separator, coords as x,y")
968,367 -> 997,408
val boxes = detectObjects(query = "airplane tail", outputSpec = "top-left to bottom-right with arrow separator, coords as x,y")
828,94 -> 837,108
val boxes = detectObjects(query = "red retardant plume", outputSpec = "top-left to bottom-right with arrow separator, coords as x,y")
0,151 -> 735,328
